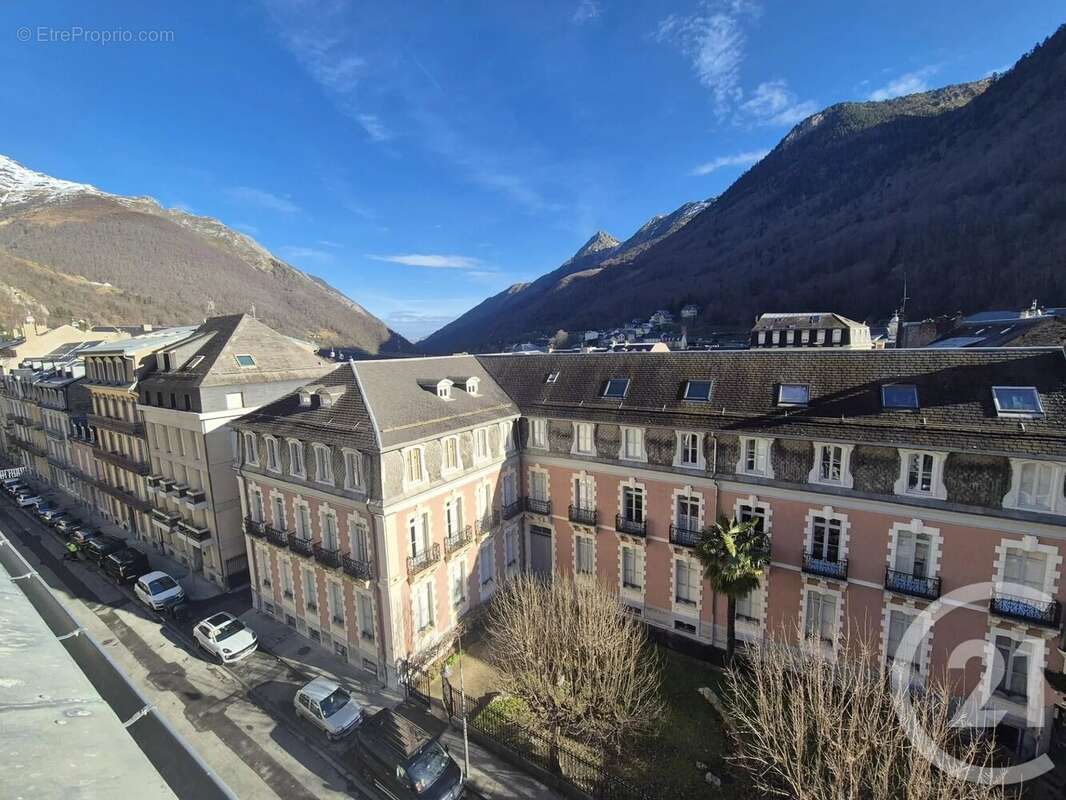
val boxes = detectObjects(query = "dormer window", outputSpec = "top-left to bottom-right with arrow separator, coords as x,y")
234,354 -> 256,368
882,384 -> 919,410
992,387 -> 1043,418
436,379 -> 454,400
603,378 -> 630,399
465,377 -> 480,395
777,384 -> 810,406
298,390 -> 313,407
683,380 -> 713,402
546,371 -> 560,384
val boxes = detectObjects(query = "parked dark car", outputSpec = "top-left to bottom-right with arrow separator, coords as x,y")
102,547 -> 151,584
83,535 -> 127,565
40,507 -> 68,525
69,528 -> 103,548
352,709 -> 463,800
54,517 -> 84,536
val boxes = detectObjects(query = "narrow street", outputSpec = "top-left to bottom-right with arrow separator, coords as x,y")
0,500 -> 369,800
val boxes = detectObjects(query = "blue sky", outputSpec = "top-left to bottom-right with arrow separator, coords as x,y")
1,2 -> 1061,341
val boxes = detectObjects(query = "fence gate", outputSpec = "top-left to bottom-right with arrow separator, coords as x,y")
224,553 -> 249,589
402,661 -> 433,709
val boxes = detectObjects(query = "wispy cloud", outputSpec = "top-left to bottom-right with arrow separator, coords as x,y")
225,185 -> 300,214
868,66 -> 938,101
654,1 -> 758,114
368,253 -> 481,269
690,148 -> 768,176
572,0 -> 602,24
358,113 -> 391,142
740,80 -> 817,125
279,245 -> 335,263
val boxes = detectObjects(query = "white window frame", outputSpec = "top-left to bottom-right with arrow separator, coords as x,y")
243,432 -> 258,466
449,557 -> 467,610
357,592 -> 375,640
312,444 -> 334,485
287,439 -> 305,478
737,436 -> 774,478
505,526 -> 520,571
809,442 -> 854,488
801,583 -> 842,653
479,540 -> 496,588
573,532 -> 595,577
887,519 -> 942,587
620,544 -> 644,595
982,628 -> 1044,712
413,579 -> 435,633
529,418 -> 548,449
474,427 -> 490,463
328,580 -> 345,627
402,445 -> 428,489
436,379 -> 453,401
619,426 -> 647,462
441,436 -> 461,475
571,422 -> 596,456
674,431 -> 705,470
882,604 -> 929,681
343,449 -> 363,490
264,436 -> 281,472
894,449 -> 947,500
672,556 -> 701,616
803,506 -> 850,566
1003,459 -> 1065,515
992,386 -> 1045,419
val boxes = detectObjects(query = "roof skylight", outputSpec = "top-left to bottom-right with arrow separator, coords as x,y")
683,380 -> 713,402
992,386 -> 1044,418
234,354 -> 256,368
881,384 -> 919,410
603,378 -> 630,399
777,383 -> 810,406
185,355 -> 205,370
546,371 -> 560,384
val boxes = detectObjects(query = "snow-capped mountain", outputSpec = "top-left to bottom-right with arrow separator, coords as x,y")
0,155 -> 104,206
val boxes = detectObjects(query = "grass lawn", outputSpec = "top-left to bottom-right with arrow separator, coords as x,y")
440,639 -> 747,798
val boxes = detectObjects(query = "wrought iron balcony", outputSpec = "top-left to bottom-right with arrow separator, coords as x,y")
342,555 -> 374,581
245,517 -> 267,539
150,507 -> 181,528
802,551 -> 848,581
407,543 -> 441,577
885,568 -> 941,601
444,525 -> 473,555
288,534 -> 314,557
87,413 -> 144,437
525,497 -> 552,516
669,524 -> 700,548
94,447 -> 151,476
616,513 -> 647,537
475,511 -> 500,537
313,544 -> 341,569
265,525 -> 289,547
989,592 -> 1061,629
568,504 -> 597,526
502,498 -> 524,520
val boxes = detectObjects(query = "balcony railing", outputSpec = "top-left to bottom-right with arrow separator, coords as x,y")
885,568 -> 941,601
87,413 -> 144,437
313,544 -> 341,569
444,525 -> 473,555
475,511 -> 501,537
525,497 -> 552,516
569,504 -> 598,526
94,448 -> 151,476
265,525 -> 289,547
502,498 -> 524,520
342,555 -> 374,581
175,520 -> 211,542
407,543 -> 441,577
288,534 -> 314,557
669,524 -> 700,548
989,592 -> 1062,629
802,551 -> 848,581
245,517 -> 267,539
616,513 -> 647,537
184,488 -> 207,507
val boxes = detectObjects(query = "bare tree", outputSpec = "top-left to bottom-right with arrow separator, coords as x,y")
484,575 -> 663,759
725,625 -> 1014,800
548,329 -> 570,350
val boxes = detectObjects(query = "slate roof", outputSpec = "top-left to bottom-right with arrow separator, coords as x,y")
80,326 -> 199,355
753,312 -> 866,331
929,316 -> 1066,349
139,314 -> 329,390
477,349 -> 1066,459
236,355 -> 518,451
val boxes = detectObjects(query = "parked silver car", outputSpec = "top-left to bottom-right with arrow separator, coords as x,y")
294,677 -> 364,740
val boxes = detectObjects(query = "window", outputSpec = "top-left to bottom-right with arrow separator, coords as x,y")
465,377 -> 480,395
804,590 -> 836,644
675,559 -> 699,605
739,437 -> 771,477
907,452 -> 934,493
505,528 -> 519,567
676,494 -> 700,532
735,589 -> 758,623
677,432 -> 702,468
243,432 -> 258,465
546,371 -> 560,384
622,546 -> 642,590
683,380 -> 713,402
777,384 -> 810,406
357,594 -> 374,639
737,502 -> 767,534
303,570 -> 317,611
296,504 -> 312,540
573,422 -> 595,455
474,428 -> 489,461
575,535 -> 594,576
992,386 -> 1043,418
893,529 -> 931,578
529,470 -> 548,501
442,437 -> 460,472
185,355 -> 204,370
882,384 -> 919,410
232,354 -> 256,369
225,392 -> 244,410
350,520 -> 370,562
621,427 -> 645,461
404,447 -> 425,486
288,440 -> 305,477
1003,549 -> 1047,594
313,444 -> 333,484
414,581 -> 434,632
329,583 -> 344,625
344,450 -> 362,489
449,559 -> 466,607
994,636 -> 1029,699
273,496 -> 286,528
573,474 -> 594,510
812,443 -> 852,487
436,380 -> 452,400
529,418 -> 548,449
445,498 -> 464,537
479,541 -> 496,585
602,378 -> 630,399
409,512 -> 430,557
622,485 -> 644,523
265,437 -> 281,471
281,565 -> 294,599
323,512 -> 339,550
1019,462 -> 1054,510
886,609 -> 920,672
810,514 -> 843,563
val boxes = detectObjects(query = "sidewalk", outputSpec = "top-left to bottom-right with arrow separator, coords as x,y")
241,608 -> 561,800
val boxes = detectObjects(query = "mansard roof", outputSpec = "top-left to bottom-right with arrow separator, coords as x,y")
477,348 -> 1066,459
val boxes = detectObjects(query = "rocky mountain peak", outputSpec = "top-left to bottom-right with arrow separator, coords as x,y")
572,230 -> 621,259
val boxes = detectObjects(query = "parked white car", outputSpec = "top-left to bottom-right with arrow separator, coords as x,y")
134,571 -> 185,610
15,493 -> 42,508
294,677 -> 364,740
194,612 -> 258,663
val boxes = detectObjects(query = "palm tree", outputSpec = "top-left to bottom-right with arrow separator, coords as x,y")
695,515 -> 771,663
